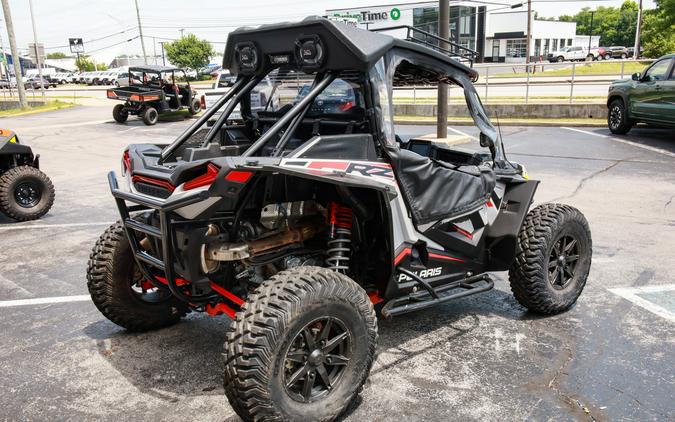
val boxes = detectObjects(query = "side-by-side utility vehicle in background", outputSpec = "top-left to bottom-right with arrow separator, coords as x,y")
107,65 -> 204,125
87,17 -> 593,421
0,129 -> 55,221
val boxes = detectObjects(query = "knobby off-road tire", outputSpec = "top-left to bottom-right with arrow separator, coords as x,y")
188,98 -> 201,115
509,204 -> 592,314
0,166 -> 55,221
608,98 -> 632,134
142,106 -> 159,125
112,104 -> 128,123
86,222 -> 187,332
223,266 -> 377,422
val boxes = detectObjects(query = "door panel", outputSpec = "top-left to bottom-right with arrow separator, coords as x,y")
631,58 -> 673,120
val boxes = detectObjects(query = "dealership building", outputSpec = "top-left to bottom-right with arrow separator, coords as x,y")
326,1 -> 597,63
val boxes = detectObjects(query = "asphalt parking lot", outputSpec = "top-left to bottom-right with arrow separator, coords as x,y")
1,104 -> 674,421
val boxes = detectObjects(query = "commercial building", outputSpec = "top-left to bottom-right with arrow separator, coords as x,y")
326,1 -> 589,63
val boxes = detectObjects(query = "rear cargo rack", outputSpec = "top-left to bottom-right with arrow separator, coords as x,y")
370,25 -> 477,67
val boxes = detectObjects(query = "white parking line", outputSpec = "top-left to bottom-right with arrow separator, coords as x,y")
448,126 -> 477,140
561,127 -> 675,159
0,295 -> 91,308
12,120 -> 111,131
0,222 -> 111,231
608,284 -> 675,323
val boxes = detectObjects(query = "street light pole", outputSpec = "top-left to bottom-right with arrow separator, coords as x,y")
436,0 -> 449,139
28,0 -> 45,101
159,41 -> 166,66
133,0 -> 148,64
0,0 -> 25,108
525,0 -> 531,71
633,0 -> 642,59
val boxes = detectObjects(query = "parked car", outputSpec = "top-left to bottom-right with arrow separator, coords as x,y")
626,47 -> 643,59
547,46 -> 593,62
203,72 -> 277,119
23,76 -> 50,90
607,53 -> 675,134
99,71 -> 118,85
42,75 -> 59,88
0,77 -> 16,89
608,46 -> 629,59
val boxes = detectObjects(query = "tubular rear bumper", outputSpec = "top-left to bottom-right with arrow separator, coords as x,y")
108,171 -> 214,303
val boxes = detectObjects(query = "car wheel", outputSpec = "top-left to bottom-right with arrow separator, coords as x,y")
596,54 -> 603,61
557,56 -> 564,63
224,266 -> 377,422
508,204 -> 592,314
115,81 -> 120,87
621,53 -> 627,59
604,54 -> 611,60
87,221 -> 188,332
608,99 -> 632,134
586,54 -> 594,61
112,104 -> 129,123
142,106 -> 159,125
0,166 -> 55,221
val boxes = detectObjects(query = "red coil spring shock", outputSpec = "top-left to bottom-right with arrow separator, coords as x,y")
326,202 -> 353,273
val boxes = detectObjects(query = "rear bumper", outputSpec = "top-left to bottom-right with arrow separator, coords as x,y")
108,171 -> 213,303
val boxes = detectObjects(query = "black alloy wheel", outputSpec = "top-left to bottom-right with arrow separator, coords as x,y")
548,235 -> 579,290
14,181 -> 41,208
283,316 -> 352,403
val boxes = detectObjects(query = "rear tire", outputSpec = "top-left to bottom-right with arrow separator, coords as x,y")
112,104 -> 128,123
557,56 -> 564,62
509,204 -> 592,314
223,266 -> 377,422
188,98 -> 201,115
0,166 -> 55,221
608,98 -> 632,134
142,106 -> 159,125
86,221 -> 187,332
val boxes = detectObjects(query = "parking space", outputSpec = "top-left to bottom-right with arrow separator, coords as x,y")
0,104 -> 674,421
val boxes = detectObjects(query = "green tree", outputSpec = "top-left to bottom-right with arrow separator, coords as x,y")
46,52 -> 68,59
558,2 -> 638,46
164,33 -> 214,73
641,0 -> 675,57
75,55 -> 95,71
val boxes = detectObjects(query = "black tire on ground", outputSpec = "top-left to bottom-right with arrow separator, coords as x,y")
604,54 -> 611,60
509,204 -> 592,315
112,104 -> 129,123
0,166 -> 55,221
557,56 -> 564,62
586,54 -> 594,61
596,54 -> 603,61
188,98 -> 201,115
142,106 -> 159,125
86,221 -> 187,332
608,98 -> 632,134
621,53 -> 627,59
224,266 -> 377,422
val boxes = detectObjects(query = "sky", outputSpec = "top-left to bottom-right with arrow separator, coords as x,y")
1,0 -> 657,64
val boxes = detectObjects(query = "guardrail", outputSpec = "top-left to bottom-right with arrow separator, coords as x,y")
394,58 -> 655,104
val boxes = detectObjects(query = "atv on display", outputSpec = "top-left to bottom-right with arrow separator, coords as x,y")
107,65 -> 203,126
87,17 -> 592,421
0,129 -> 55,221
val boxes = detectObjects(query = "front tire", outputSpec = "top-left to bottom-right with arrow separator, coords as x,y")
142,106 -> 159,125
188,98 -> 201,115
509,204 -> 592,314
112,104 -> 128,123
0,166 -> 55,221
608,99 -> 632,134
224,267 -> 377,422
557,56 -> 564,62
86,222 -> 187,331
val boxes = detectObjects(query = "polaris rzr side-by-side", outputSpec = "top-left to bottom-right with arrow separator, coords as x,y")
87,18 -> 592,421
107,65 -> 203,126
0,129 -> 55,221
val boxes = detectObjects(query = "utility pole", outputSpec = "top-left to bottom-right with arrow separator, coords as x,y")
28,0 -> 45,101
633,0 -> 642,59
152,36 -> 157,64
2,0 -> 27,108
436,0 -> 449,139
179,28 -> 185,38
159,41 -> 166,65
588,11 -> 594,52
133,0 -> 148,64
525,0 -> 532,71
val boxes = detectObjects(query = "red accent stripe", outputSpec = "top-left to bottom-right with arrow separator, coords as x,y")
394,247 -> 412,266
209,282 -> 245,306
368,292 -> 384,305
307,161 -> 350,171
454,226 -> 474,239
184,163 -> 220,190
154,276 -> 189,286
225,170 -> 253,184
205,303 -> 236,318
132,175 -> 175,192
428,252 -> 465,263
487,200 -> 494,208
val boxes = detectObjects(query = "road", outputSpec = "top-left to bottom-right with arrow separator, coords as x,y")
0,103 -> 674,421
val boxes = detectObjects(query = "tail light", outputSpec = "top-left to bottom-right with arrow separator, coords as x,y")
107,90 -> 118,99
122,151 -> 131,174
200,95 -> 206,110
225,170 -> 253,184
184,163 -> 220,190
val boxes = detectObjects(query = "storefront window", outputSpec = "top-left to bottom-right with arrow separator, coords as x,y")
534,39 -> 541,56
543,39 -> 550,54
560,38 -> 565,48
552,39 -> 558,51
412,7 -> 438,34
506,39 -> 527,57
568,38 -> 573,47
